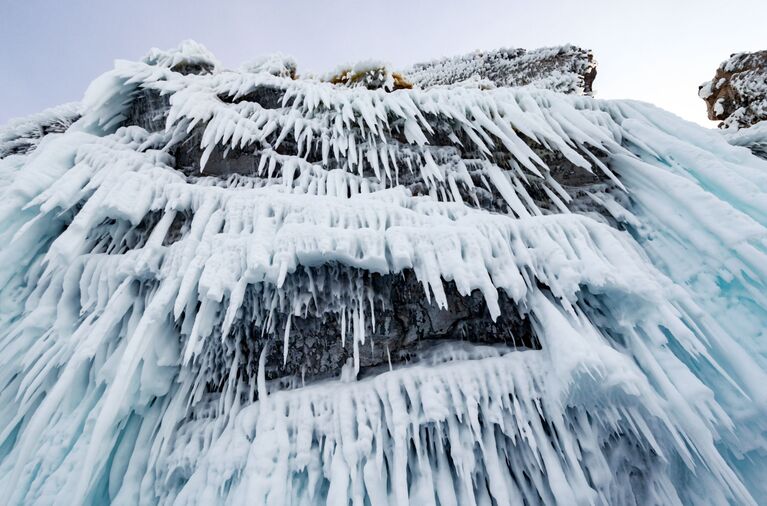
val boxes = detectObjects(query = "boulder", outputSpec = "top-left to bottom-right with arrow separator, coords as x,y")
699,50 -> 767,129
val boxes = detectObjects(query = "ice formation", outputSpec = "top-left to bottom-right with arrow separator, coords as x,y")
0,102 -> 81,159
0,41 -> 766,505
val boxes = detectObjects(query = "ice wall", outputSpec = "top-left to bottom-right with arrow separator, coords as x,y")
0,42 -> 766,505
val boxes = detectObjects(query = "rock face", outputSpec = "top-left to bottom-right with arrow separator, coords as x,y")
201,268 -> 538,389
699,50 -> 767,129
405,44 -> 597,95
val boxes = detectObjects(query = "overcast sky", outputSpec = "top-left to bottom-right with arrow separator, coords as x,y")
2,0 -> 766,126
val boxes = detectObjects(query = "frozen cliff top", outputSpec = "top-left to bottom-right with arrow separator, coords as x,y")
0,102 -> 81,158
699,50 -> 767,129
0,41 -> 766,505
404,44 -> 597,94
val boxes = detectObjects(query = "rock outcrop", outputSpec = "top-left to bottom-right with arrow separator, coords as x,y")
699,50 -> 767,129
404,44 -> 597,95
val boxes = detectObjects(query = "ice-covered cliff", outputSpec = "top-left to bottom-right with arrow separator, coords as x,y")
0,102 -> 81,159
1,41 -> 766,505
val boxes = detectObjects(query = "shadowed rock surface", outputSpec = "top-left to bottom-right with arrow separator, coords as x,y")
197,268 -> 539,392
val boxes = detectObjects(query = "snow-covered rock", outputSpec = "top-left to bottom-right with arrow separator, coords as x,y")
0,41 -> 766,505
405,44 -> 597,95
699,50 -> 767,129
701,50 -> 767,159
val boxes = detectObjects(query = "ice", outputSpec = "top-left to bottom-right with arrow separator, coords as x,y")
0,42 -> 766,505
721,120 -> 767,159
240,54 -> 297,79
0,102 -> 81,158
142,39 -> 220,73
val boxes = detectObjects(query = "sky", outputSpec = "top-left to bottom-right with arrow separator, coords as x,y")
2,0 -> 766,127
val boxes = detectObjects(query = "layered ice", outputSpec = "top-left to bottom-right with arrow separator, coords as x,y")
0,42 -> 766,505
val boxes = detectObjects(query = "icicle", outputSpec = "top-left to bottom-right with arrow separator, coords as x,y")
257,342 -> 269,401
283,313 -> 292,366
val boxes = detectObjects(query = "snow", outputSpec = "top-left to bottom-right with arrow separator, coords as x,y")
0,42 -> 766,505
142,39 -> 220,72
0,102 -> 81,158
322,60 -> 400,90
405,44 -> 596,95
240,53 -> 297,78
714,97 -> 725,116
720,120 -> 767,159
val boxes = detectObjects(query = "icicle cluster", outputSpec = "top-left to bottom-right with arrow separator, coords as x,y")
0,42 -> 766,505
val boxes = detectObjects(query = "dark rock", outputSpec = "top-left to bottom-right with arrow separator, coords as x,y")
124,88 -> 171,132
217,85 -> 286,109
170,61 -> 215,76
199,267 -> 539,393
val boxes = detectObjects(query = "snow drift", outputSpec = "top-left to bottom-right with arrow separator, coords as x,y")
0,41 -> 766,505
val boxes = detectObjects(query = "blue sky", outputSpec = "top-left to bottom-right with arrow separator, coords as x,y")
2,0 -> 766,126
